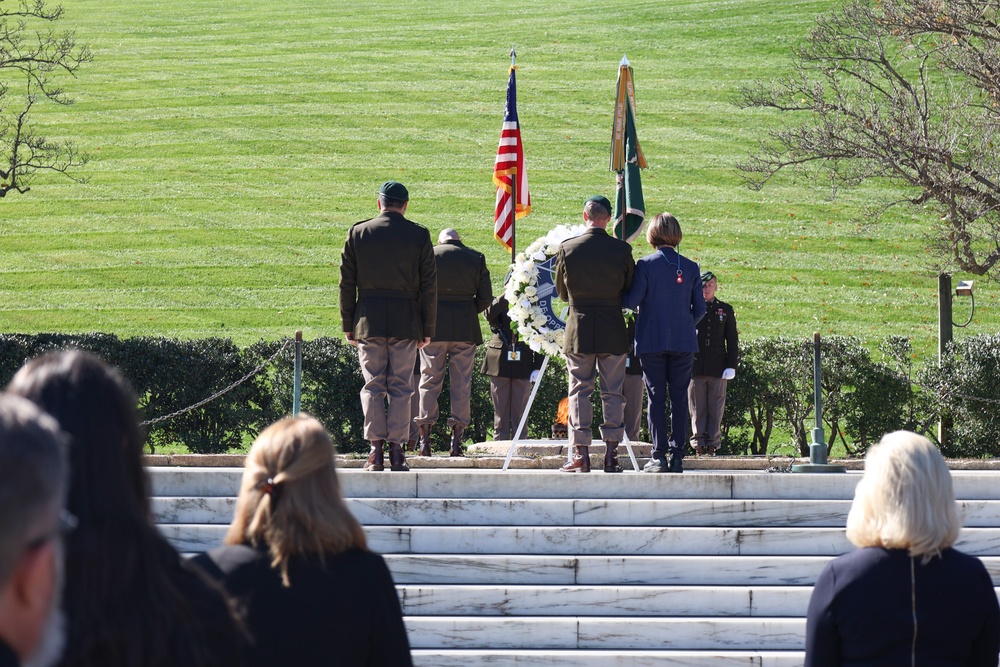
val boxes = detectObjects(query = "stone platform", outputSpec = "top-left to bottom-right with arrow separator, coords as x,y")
151,466 -> 1000,667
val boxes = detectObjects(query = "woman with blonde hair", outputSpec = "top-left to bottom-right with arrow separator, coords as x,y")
193,416 -> 412,667
805,431 -> 1000,666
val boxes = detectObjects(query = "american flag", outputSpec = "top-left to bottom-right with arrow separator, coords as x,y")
493,66 -> 530,253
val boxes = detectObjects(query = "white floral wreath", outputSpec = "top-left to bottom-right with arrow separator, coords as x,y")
504,224 -> 587,357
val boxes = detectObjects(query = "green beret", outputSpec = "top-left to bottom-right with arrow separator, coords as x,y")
701,270 -> 716,283
379,181 -> 409,201
585,195 -> 612,216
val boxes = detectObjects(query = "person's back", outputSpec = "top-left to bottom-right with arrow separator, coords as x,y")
556,227 -> 634,355
6,351 -> 243,667
432,236 -> 491,344
195,546 -> 408,667
812,547 -> 998,666
192,417 -> 413,667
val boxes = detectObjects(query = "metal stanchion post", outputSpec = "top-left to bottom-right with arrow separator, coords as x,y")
293,330 -> 303,416
792,333 -> 846,473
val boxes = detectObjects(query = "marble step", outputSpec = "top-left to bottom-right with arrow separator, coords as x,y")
410,649 -> 804,667
385,555 -> 836,586
161,524 -> 1000,557
147,467 -> 1000,501
152,497 -> 853,527
404,616 -> 805,650
399,584 -> 812,617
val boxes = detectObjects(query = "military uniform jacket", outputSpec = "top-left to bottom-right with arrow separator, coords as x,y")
481,296 -> 544,378
339,210 -> 437,340
692,297 -> 739,377
555,227 -> 635,355
433,240 -> 492,344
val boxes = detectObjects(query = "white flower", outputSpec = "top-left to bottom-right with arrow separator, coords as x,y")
523,285 -> 537,297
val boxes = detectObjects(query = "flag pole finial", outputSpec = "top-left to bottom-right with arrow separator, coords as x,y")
510,47 -> 516,67
620,54 -> 629,67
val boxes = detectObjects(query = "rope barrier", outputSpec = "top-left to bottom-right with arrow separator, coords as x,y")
139,338 -> 293,426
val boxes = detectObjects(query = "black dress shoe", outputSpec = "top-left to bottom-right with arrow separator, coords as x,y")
668,454 -> 684,473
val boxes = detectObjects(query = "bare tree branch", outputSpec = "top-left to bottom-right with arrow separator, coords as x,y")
0,0 -> 90,198
739,0 -> 1000,278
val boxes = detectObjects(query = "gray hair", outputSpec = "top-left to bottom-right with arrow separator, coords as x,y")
0,394 -> 68,586
438,228 -> 460,244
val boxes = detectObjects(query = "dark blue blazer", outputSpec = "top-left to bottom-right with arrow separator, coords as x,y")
805,547 -> 1000,667
622,247 -> 705,354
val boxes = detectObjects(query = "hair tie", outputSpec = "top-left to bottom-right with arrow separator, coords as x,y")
257,477 -> 283,508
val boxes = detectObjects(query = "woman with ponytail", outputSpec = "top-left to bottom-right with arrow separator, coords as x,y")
192,417 -> 412,667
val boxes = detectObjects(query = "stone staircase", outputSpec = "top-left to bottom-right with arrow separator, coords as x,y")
149,467 -> 1000,667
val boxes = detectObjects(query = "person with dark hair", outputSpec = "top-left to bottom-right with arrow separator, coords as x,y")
6,350 -> 243,667
0,394 -> 69,667
340,181 -> 437,472
623,212 -> 706,473
555,195 -> 635,473
193,416 -> 413,667
415,228 -> 492,456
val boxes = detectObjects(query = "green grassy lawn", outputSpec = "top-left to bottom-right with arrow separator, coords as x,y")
1,0 -> 994,364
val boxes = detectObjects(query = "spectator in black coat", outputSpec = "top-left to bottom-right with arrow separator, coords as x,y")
805,430 -> 1000,667
7,351 -> 244,667
193,416 -> 413,667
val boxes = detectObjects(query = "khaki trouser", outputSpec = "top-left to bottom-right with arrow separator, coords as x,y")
490,376 -> 531,441
417,341 -> 476,429
357,337 -> 419,444
623,373 -> 644,442
565,353 -> 626,447
688,375 -> 728,449
408,356 -> 421,443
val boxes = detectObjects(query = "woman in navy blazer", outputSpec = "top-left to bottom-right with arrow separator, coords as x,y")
623,213 -> 706,473
805,431 -> 1000,667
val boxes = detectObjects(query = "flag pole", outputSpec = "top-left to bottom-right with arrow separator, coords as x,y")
509,47 -> 517,258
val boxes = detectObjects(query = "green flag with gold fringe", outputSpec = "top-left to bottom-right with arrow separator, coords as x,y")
610,55 -> 647,243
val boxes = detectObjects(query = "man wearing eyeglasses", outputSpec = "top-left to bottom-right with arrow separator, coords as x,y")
0,394 -> 70,667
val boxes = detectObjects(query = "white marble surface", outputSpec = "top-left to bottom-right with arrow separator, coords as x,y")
384,555 -> 837,586
405,617 -> 805,650
410,649 -> 805,667
148,467 -> 243,497
399,584 -> 812,617
369,526 -> 857,556
572,499 -> 851,527
152,497 -> 236,524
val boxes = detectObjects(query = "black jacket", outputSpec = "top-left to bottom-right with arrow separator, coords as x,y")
481,296 -> 543,379
192,546 -> 413,667
805,547 -> 1000,667
691,297 -> 738,377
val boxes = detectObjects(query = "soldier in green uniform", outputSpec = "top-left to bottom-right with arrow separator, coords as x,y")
415,229 -> 492,457
555,195 -> 635,473
339,181 -> 437,471
689,270 -> 739,455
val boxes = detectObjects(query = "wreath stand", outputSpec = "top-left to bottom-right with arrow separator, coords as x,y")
501,356 -> 640,472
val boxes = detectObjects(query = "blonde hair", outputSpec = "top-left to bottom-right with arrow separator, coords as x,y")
845,431 -> 960,562
225,416 -> 366,584
646,212 -> 682,248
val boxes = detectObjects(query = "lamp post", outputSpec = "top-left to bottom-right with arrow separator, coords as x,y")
938,274 -> 975,446
792,333 -> 846,473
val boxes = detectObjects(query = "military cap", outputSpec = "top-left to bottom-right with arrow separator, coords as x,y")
701,270 -> 716,283
379,181 -> 409,201
585,195 -> 612,216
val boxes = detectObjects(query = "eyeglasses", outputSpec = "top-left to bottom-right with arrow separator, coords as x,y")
24,509 -> 78,553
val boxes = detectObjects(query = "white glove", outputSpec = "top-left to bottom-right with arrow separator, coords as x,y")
530,370 -> 540,383
722,368 -> 736,380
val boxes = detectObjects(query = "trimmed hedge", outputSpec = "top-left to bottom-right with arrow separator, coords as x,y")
0,333 -> 994,456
